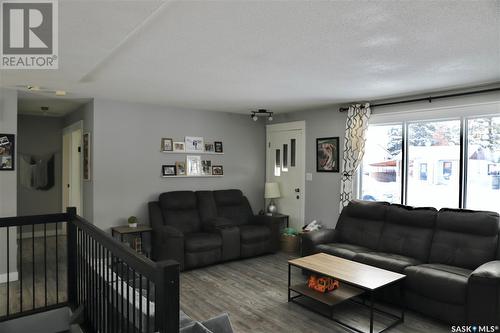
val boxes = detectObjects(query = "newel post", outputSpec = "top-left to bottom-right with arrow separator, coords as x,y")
155,260 -> 180,333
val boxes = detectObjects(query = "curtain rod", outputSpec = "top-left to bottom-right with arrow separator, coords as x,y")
338,87 -> 500,112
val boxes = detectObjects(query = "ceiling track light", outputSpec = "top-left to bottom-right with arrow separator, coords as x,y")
250,109 -> 274,122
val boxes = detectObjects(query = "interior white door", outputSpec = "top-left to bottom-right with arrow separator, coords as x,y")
266,122 -> 305,231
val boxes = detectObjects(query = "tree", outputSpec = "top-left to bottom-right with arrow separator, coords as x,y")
386,126 -> 402,157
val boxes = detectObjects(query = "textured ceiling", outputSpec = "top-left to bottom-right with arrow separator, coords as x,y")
17,90 -> 90,117
1,0 -> 499,114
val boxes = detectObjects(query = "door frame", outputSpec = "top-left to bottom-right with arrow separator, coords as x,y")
266,120 -> 306,227
62,121 -> 83,214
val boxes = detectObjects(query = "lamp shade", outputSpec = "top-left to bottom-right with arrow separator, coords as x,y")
265,182 -> 281,199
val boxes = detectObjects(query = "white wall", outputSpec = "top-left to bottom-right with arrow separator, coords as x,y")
92,99 -> 266,231
0,88 -> 18,282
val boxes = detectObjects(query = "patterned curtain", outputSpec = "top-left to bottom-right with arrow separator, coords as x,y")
339,103 -> 371,210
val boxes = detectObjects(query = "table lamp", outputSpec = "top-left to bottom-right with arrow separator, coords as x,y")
265,182 -> 281,214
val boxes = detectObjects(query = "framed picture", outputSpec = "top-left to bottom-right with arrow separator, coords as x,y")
161,138 -> 173,152
0,134 -> 15,171
212,165 -> 223,176
173,141 -> 185,152
83,132 -> 91,180
214,141 -> 223,153
185,136 -> 204,152
186,155 -> 202,176
162,165 -> 176,176
316,137 -> 339,172
204,143 -> 214,152
202,160 -> 212,175
176,161 -> 186,175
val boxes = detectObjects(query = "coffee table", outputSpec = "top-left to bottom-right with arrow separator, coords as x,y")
288,253 -> 406,333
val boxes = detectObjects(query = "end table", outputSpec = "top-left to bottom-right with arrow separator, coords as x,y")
267,213 -> 289,228
111,224 -> 152,257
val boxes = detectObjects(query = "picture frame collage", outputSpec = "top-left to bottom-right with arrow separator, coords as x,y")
161,136 -> 223,177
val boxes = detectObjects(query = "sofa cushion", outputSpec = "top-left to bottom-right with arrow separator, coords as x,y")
316,243 -> 372,260
185,233 -> 222,252
404,263 -> 472,305
354,252 -> 422,273
335,200 -> 389,250
214,189 -> 245,205
160,191 -> 201,233
160,191 -> 197,210
213,190 -> 253,225
196,191 -> 218,223
378,204 -> 437,262
239,225 -> 270,243
429,209 -> 499,270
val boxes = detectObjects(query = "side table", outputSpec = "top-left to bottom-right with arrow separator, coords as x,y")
111,224 -> 153,257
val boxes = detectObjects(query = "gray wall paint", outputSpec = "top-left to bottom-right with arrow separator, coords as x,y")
0,88 -> 18,279
274,106 -> 346,228
92,99 -> 266,231
63,101 -> 94,221
17,115 -> 63,216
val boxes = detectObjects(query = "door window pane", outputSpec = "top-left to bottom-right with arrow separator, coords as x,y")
466,116 -> 500,213
283,144 -> 288,172
407,120 -> 460,208
274,149 -> 281,176
360,124 -> 402,203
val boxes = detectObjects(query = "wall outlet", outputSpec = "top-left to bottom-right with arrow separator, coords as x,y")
306,173 -> 313,181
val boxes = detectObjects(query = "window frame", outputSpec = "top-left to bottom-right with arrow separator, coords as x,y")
358,113 -> 500,211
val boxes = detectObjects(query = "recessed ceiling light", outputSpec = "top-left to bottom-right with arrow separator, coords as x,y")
55,90 -> 66,96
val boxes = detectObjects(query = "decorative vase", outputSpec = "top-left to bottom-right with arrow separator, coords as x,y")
267,199 -> 277,214
129,223 -> 137,228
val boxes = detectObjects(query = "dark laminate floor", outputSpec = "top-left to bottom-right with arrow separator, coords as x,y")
180,252 -> 449,333
1,238 -> 450,333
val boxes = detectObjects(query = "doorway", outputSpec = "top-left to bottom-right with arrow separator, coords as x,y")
62,121 -> 82,215
266,121 -> 306,231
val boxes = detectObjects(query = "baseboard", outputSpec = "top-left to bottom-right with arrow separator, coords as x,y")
0,271 -> 19,283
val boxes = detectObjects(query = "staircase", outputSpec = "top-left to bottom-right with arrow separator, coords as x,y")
0,306 -> 82,333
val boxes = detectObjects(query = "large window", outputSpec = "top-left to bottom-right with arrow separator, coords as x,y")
407,120 -> 461,208
466,116 -> 500,211
359,115 -> 500,213
360,124 -> 402,203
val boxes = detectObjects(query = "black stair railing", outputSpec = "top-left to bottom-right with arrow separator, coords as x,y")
0,208 -> 180,333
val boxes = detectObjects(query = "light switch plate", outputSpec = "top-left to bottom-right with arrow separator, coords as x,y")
306,173 -> 313,181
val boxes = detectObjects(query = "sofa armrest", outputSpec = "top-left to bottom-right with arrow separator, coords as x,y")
301,229 -> 338,256
149,201 -> 164,230
467,260 -> 500,325
471,260 -> 500,281
249,215 -> 281,253
152,225 -> 185,269
203,217 -> 235,231
149,202 -> 186,268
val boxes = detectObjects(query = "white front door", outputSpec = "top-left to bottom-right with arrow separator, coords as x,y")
266,121 -> 305,231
